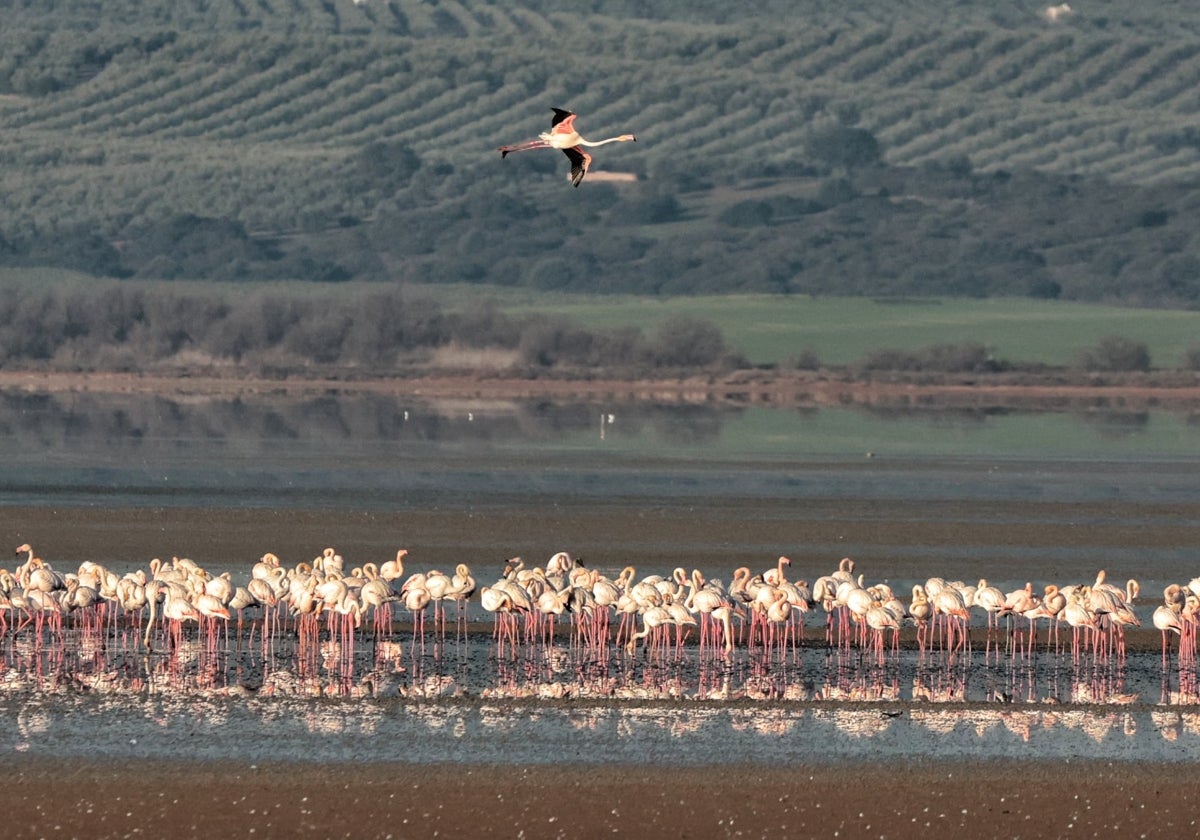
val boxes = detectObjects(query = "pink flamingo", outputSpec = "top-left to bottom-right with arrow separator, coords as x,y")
626,605 -> 671,656
499,108 -> 636,187
865,604 -> 900,661
908,585 -> 932,653
403,583 -> 431,646
1153,604 -> 1183,665
143,582 -> 199,650
763,589 -> 793,660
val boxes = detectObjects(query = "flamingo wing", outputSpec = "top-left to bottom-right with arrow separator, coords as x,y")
550,108 -> 576,131
562,146 -> 590,187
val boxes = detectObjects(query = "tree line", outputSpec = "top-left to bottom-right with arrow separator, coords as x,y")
1,281 -> 1194,376
0,282 -> 736,374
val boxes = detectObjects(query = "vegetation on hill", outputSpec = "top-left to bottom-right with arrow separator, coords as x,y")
0,1 -> 1199,307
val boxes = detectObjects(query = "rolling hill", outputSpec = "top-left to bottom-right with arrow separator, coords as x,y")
2,0 -> 1200,304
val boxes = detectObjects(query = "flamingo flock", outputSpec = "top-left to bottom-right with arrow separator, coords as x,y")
2,542 -> 1194,674
1,544 -> 472,653
473,553 -> 1155,669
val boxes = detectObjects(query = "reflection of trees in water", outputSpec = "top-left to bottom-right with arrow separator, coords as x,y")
1074,410 -> 1150,440
0,391 -> 734,452
606,403 -> 731,446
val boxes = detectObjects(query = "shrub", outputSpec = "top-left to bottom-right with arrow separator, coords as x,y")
782,347 -> 822,370
1076,335 -> 1151,372
650,314 -> 728,368
859,342 -> 1000,372
805,125 -> 882,171
1183,342 -> 1200,371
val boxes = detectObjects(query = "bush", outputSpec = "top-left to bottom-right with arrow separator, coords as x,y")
781,347 -> 822,370
921,342 -> 998,373
1183,342 -> 1200,371
719,200 -> 773,227
859,342 -> 1000,373
650,314 -> 728,368
805,126 -> 882,171
1076,335 -> 1151,372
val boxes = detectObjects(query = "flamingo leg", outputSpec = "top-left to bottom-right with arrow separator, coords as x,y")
498,139 -> 551,157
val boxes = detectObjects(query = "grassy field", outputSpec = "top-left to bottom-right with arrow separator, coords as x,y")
420,286 -> 1200,368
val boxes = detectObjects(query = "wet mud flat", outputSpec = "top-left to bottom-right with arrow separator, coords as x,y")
1,755 -> 1196,840
4,488 -> 1200,595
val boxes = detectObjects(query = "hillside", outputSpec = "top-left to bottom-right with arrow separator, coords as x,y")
2,1 -> 1200,304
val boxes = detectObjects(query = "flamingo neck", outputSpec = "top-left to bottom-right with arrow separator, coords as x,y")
579,135 -> 631,147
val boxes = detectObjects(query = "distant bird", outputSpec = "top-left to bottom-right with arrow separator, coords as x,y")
498,108 -> 636,187
1043,3 -> 1073,22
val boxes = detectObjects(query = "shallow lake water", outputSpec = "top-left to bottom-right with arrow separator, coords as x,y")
2,388 -> 1200,765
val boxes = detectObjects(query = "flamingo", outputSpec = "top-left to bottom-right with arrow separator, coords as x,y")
762,589 -> 793,658
626,604 -> 671,655
422,569 -> 453,637
143,582 -> 200,649
1062,595 -> 1099,661
1028,584 -> 1067,653
535,584 -> 571,646
865,604 -> 900,659
687,570 -> 733,655
252,552 -> 282,581
498,108 -> 636,187
403,583 -> 431,643
380,549 -> 408,583
443,563 -> 476,639
1153,604 -> 1183,663
193,588 -> 231,646
662,594 -> 697,657
360,576 -> 397,637
931,586 -> 971,653
907,584 -> 933,652
973,579 -> 1006,629
997,582 -> 1041,655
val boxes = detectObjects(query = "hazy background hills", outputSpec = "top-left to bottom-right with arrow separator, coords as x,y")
2,0 -> 1200,310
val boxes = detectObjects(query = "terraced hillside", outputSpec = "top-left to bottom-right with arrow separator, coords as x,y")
2,0 -> 1200,302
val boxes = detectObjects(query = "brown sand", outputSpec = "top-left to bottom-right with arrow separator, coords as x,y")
0,757 -> 1191,839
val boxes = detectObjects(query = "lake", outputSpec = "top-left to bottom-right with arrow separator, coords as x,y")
2,386 -> 1200,766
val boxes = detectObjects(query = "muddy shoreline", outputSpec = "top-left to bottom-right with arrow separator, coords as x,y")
1,757 -> 1192,839
3,369 -> 1200,410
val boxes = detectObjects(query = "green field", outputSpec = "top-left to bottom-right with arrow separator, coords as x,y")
419,287 -> 1200,368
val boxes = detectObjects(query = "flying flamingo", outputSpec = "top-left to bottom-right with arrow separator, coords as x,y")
498,108 -> 636,187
